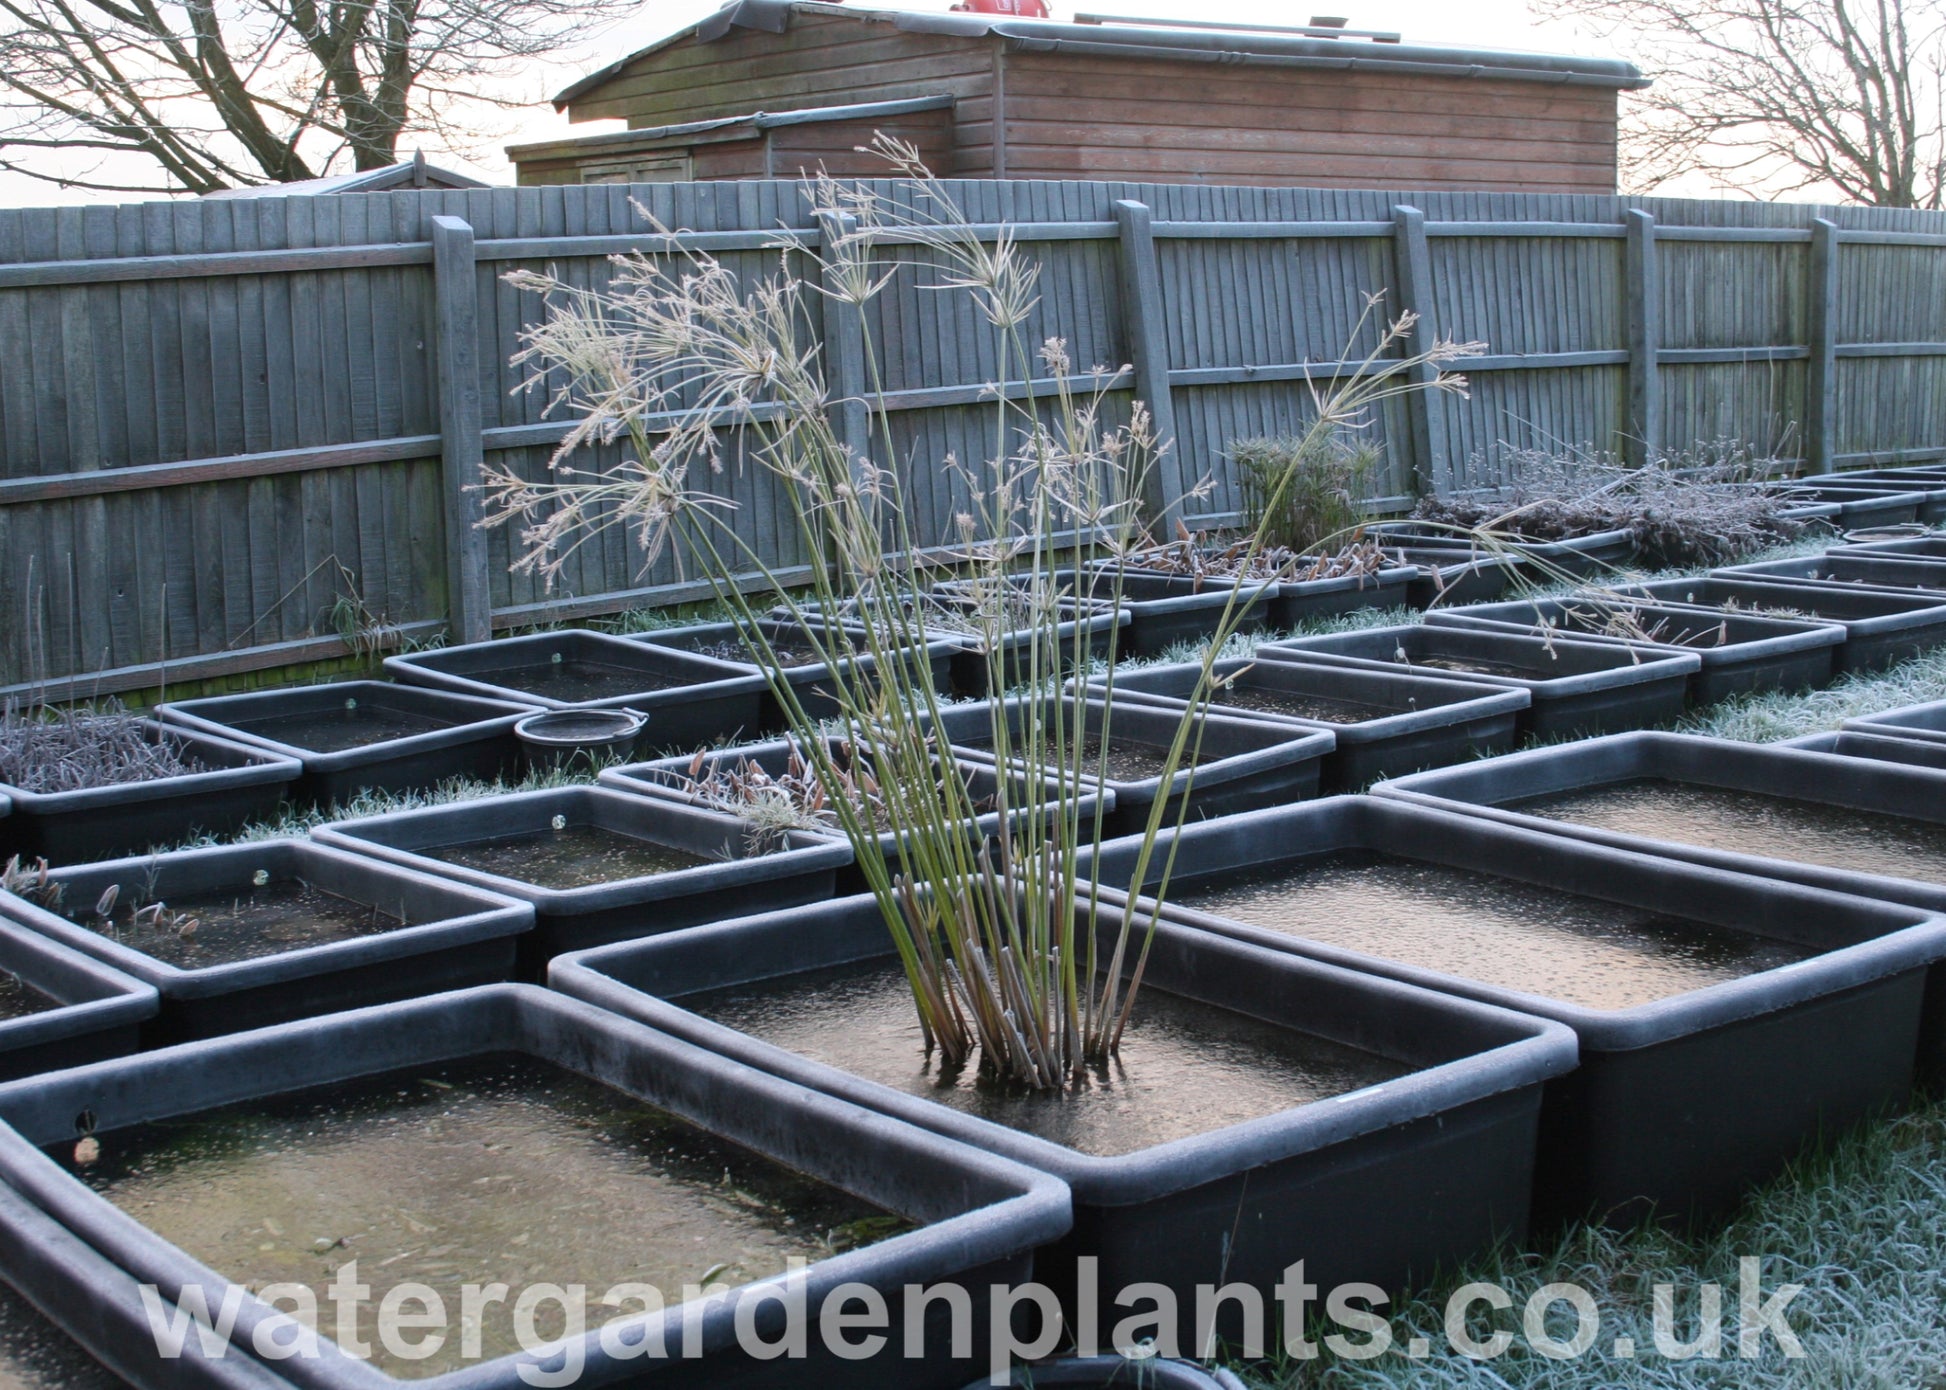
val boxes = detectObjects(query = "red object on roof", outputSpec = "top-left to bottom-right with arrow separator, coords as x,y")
950,0 -> 1052,14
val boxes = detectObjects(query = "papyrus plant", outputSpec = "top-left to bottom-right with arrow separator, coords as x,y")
482,141 -> 1476,1090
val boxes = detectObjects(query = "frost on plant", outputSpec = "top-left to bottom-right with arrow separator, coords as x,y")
480,140 -> 1477,1089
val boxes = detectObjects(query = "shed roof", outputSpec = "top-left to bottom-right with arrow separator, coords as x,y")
201,153 -> 490,198
507,94 -> 955,163
555,0 -> 1648,109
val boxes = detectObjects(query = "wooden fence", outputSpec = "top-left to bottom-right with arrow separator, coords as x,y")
5,177 -> 1946,700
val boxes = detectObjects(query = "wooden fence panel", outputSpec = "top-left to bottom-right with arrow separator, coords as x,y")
6,177 -> 1946,698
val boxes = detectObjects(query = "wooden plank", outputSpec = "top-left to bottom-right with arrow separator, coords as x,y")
1805,217 -> 1840,473
0,242 -> 432,290
1836,342 -> 1946,357
431,215 -> 491,644
1624,208 -> 1658,466
1656,346 -> 1809,364
1113,199 -> 1182,518
1153,220 -> 1392,239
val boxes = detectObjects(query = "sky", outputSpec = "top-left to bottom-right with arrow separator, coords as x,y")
0,0 -> 1635,210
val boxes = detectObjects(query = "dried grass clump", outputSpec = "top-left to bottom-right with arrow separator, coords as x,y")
1414,442 -> 1805,568
0,701 -> 194,794
1120,533 -> 1393,585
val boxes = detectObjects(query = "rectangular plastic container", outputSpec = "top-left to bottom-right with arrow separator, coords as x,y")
384,629 -> 767,751
314,785 -> 851,973
0,985 -> 1070,1390
1426,595 -> 1845,703
1085,794 -> 1946,1224
1088,655 -> 1528,789
1259,624 -> 1699,738
929,693 -> 1335,834
550,893 -> 1575,1346
0,722 -> 300,866
0,838 -> 532,1043
158,681 -> 532,806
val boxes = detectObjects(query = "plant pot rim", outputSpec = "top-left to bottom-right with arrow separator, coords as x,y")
0,913 -> 158,1051
1257,626 -> 1703,696
932,691 -> 1336,798
548,893 -> 1577,1206
598,733 -> 1118,854
313,784 -> 853,914
157,681 -> 534,772
0,1170 -> 299,1389
0,838 -> 534,996
0,984 -> 1071,1390
383,628 -> 768,713
627,618 -> 963,679
1370,522 -> 1635,557
1620,575 -> 1946,634
1711,557 -> 1946,597
1426,595 -> 1848,662
0,721 -> 300,814
1092,655 -> 1530,745
1102,792 -> 1946,1051
1846,698 -> 1946,746
1376,729 -> 1946,917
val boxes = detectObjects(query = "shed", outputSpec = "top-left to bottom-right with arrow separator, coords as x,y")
202,152 -> 490,198
510,0 -> 1647,192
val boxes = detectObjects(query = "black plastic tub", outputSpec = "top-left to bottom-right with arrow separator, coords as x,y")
384,629 -> 766,751
1718,548 -> 1946,595
1846,533 -> 1946,562
1083,794 -> 1946,1224
1265,564 -> 1418,626
1387,546 -> 1525,608
0,916 -> 156,1083
0,1170 -> 295,1389
0,985 -> 1071,1390
930,694 -> 1335,835
1069,566 -> 1274,657
513,707 -> 647,775
1088,656 -> 1528,790
158,681 -> 532,806
1614,574 -> 1946,673
314,785 -> 851,974
1426,595 -> 1845,703
1259,624 -> 1699,739
631,619 -> 960,725
968,1357 -> 1241,1389
945,610 -> 1128,698
598,734 -> 1114,894
549,893 -> 1576,1348
1778,484 -> 1931,528
1844,697 -> 1946,753
0,839 -> 531,1045
1375,731 -> 1946,917
0,723 -> 300,867
1376,731 -> 1946,1080
1781,727 -> 1946,772
1370,523 -> 1635,579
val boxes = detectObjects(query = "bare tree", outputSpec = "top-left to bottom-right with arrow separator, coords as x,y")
0,0 -> 636,194
1541,0 -> 1946,206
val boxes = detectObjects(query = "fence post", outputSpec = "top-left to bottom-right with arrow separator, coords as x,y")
1114,199 -> 1184,521
1390,205 -> 1451,497
431,214 -> 491,646
1623,209 -> 1661,469
817,211 -> 874,492
1805,218 -> 1841,475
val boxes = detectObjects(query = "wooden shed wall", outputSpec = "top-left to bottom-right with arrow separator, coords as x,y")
551,14 -> 1619,192
514,108 -> 959,185
996,56 -> 1619,191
